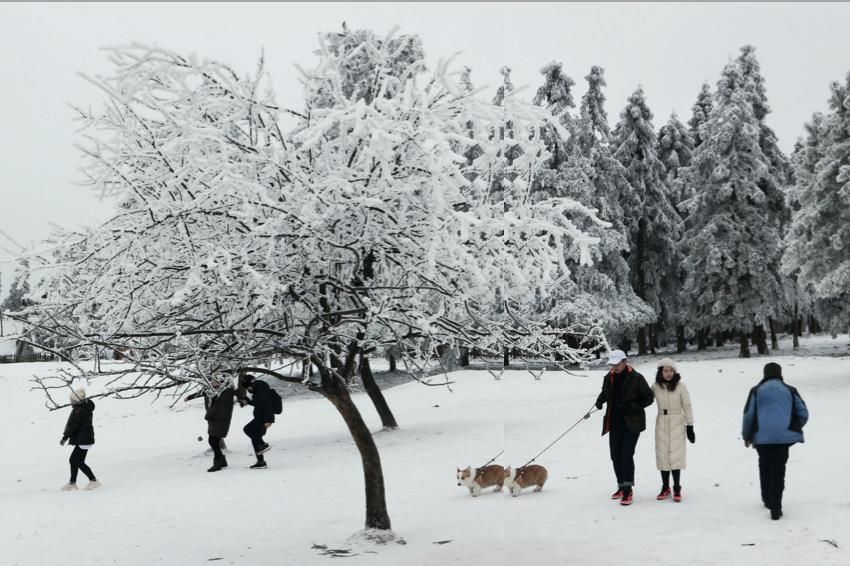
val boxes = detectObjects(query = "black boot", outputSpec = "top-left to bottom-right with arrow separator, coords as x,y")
219,454 -> 228,469
207,459 -> 222,473
250,456 -> 267,470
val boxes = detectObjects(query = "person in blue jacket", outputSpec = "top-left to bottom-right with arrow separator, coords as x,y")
742,362 -> 809,520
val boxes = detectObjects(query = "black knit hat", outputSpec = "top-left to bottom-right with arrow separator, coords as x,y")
764,362 -> 782,379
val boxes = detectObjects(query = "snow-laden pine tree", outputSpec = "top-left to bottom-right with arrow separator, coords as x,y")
680,59 -> 786,357
736,46 -> 792,350
557,66 -> 655,349
783,74 -> 850,334
656,113 -> 695,351
688,82 -> 714,148
657,113 -> 695,207
1,258 -> 32,314
613,87 -> 682,354
530,62 -> 648,349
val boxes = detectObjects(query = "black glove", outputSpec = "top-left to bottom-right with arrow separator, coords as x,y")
686,425 -> 695,444
60,436 -> 67,446
595,400 -> 603,410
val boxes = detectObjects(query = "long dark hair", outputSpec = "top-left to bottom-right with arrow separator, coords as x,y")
655,368 -> 681,391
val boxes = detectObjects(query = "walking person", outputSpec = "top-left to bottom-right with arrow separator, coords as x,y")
651,358 -> 695,503
239,374 -> 279,469
186,375 -> 236,472
742,362 -> 809,520
60,388 -> 101,491
595,350 -> 654,506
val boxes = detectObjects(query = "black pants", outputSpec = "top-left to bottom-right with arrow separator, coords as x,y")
209,435 -> 224,460
756,444 -> 791,511
243,419 -> 267,455
69,446 -> 95,483
609,428 -> 640,488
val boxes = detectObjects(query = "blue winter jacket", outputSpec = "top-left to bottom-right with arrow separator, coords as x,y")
742,377 -> 809,445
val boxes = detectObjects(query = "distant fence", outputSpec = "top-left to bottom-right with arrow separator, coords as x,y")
0,353 -> 56,364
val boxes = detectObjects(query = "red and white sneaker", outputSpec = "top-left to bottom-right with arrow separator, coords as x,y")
620,490 -> 634,506
673,486 -> 683,502
657,487 -> 672,500
611,489 -> 625,500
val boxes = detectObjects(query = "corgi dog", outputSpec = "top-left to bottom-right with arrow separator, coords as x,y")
504,465 -> 548,497
456,465 -> 505,497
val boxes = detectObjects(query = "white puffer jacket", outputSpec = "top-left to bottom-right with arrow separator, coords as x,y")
652,381 -> 694,471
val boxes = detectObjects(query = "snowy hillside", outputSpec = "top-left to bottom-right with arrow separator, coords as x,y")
2,340 -> 849,565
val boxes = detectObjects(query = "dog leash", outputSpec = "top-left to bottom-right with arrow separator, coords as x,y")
518,404 -> 599,469
478,450 -> 504,469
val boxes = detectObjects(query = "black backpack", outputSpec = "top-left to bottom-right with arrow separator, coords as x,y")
270,388 -> 283,415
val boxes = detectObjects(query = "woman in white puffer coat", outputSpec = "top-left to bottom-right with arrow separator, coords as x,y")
651,358 -> 695,502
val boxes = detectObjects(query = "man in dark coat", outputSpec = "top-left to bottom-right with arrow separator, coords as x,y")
595,349 -> 654,506
742,362 -> 809,520
60,388 -> 100,491
239,374 -> 276,469
187,375 -> 237,472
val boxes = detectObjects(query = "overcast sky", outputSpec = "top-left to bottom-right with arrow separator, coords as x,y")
1,2 -> 849,294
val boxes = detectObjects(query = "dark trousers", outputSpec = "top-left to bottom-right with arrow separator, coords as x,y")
243,418 -> 267,455
609,428 -> 640,488
756,444 -> 791,511
208,435 -> 224,461
69,446 -> 95,483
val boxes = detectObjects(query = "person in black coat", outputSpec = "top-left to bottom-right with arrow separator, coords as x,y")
239,374 -> 276,469
595,350 -> 654,506
186,375 -> 236,472
60,388 -> 100,491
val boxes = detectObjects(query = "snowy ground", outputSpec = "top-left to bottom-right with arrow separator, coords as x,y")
1,335 -> 849,565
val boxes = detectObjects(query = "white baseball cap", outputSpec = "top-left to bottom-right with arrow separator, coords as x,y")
606,350 -> 627,365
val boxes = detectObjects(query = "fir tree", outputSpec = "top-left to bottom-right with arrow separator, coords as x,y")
688,82 -> 714,148
657,112 -> 695,207
1,258 -> 33,314
783,74 -> 850,334
613,87 -> 682,354
681,60 -> 786,357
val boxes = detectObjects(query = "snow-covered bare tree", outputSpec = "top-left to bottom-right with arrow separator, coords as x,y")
783,73 -> 850,334
20,34 -> 606,534
680,58 -> 786,357
613,86 -> 682,354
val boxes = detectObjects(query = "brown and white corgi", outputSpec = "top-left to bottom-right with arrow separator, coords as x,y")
504,465 -> 548,497
456,465 -> 505,497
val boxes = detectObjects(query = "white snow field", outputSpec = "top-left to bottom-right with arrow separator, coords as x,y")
1,337 -> 849,565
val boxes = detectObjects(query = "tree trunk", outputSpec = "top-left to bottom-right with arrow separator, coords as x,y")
637,326 -> 649,356
793,315 -> 802,349
387,353 -> 397,373
318,365 -> 391,531
503,348 -> 510,368
739,332 -> 751,358
459,347 -> 470,367
360,356 -> 398,430
715,331 -> 725,348
769,317 -> 779,350
676,324 -> 687,353
697,329 -> 707,351
649,324 -> 658,354
753,324 -> 769,355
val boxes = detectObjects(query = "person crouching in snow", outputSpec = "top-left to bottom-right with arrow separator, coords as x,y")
60,388 -> 101,491
238,374 -> 275,469
651,358 -> 695,502
742,362 -> 809,521
595,349 -> 654,506
186,375 -> 236,472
